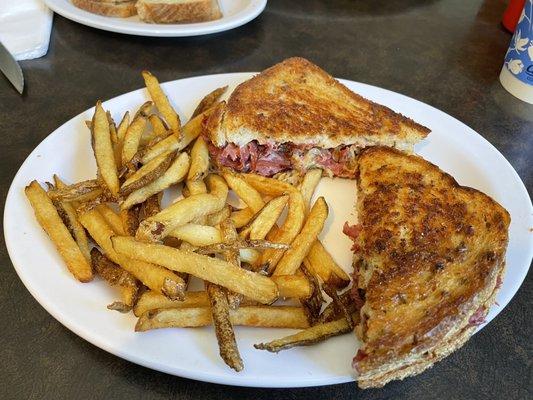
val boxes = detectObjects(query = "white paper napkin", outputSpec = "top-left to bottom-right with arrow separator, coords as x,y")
0,0 -> 53,60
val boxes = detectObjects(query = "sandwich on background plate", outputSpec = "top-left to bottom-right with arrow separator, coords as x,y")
205,57 -> 431,178
345,146 -> 510,388
71,0 -> 138,17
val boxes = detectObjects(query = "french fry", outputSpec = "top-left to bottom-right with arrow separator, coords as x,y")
272,275 -> 312,299
254,318 -> 352,353
239,248 -> 260,265
206,283 -> 243,371
260,191 -> 305,272
299,168 -> 322,214
274,197 -> 328,276
142,70 -> 180,134
120,150 -> 174,196
47,179 -> 101,202
52,176 -> 91,262
92,101 -> 120,197
299,265 -> 324,325
322,284 -> 355,329
191,86 -> 228,118
134,290 -> 211,316
115,111 -> 130,167
91,248 -> 139,312
138,194 -> 161,221
136,306 -> 310,331
188,136 -> 210,181
306,240 -> 351,288
106,111 -> 118,145
185,179 -> 207,196
120,206 -> 140,236
25,181 -> 93,282
112,237 -> 279,304
79,209 -> 185,300
149,114 -> 170,138
168,224 -> 221,246
135,174 -> 227,241
96,204 -> 126,235
122,114 -> 147,166
197,240 -> 289,254
240,195 -> 288,240
241,173 -> 297,196
140,108 -> 210,164
121,152 -> 190,210
230,208 -> 255,228
223,172 -> 264,213
133,275 -> 313,317
206,205 -> 231,226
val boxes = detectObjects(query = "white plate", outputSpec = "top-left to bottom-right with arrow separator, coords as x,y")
4,73 -> 532,388
44,0 -> 266,37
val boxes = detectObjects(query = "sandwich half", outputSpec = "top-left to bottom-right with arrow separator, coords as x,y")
205,57 -> 430,178
136,0 -> 222,23
71,0 -> 138,17
344,146 -> 510,388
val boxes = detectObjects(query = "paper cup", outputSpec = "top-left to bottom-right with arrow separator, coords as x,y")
500,0 -> 533,104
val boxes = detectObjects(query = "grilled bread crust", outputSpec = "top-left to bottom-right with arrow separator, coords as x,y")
353,147 -> 510,388
207,57 -> 430,150
136,0 -> 222,23
71,0 -> 138,17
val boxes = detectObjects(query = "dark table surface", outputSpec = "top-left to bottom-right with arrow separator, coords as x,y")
1,1 -> 531,399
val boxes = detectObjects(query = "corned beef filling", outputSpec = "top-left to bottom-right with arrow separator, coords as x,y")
207,139 -> 359,177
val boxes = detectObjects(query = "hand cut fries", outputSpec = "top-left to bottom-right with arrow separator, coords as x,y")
120,150 -> 174,196
254,318 -> 352,353
223,171 -> 265,213
26,69 -> 357,374
135,174 -> 227,241
188,136 -> 210,181
136,306 -> 310,331
121,114 -> 147,166
299,168 -> 322,214
306,240 -> 351,288
169,224 -> 221,246
240,195 -> 288,240
141,107 -> 212,164
191,86 -> 227,118
260,191 -> 305,272
207,283 -> 243,371
274,197 -> 328,276
112,236 -> 279,304
92,101 -> 120,197
79,209 -> 185,300
47,179 -> 101,202
53,176 -> 91,262
96,204 -> 126,235
26,180 -> 93,282
121,152 -> 190,210
142,70 -> 180,134
231,207 -> 256,228
241,173 -> 297,196
91,248 -> 139,312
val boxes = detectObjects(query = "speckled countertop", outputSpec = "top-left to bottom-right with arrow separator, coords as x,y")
0,1 -> 531,399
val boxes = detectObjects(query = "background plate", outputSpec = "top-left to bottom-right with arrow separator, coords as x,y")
4,73 -> 532,387
44,0 -> 267,37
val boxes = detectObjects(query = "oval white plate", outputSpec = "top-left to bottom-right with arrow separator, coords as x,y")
4,73 -> 532,388
44,0 -> 266,37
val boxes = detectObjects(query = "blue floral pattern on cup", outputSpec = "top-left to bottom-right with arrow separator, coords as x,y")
504,0 -> 533,84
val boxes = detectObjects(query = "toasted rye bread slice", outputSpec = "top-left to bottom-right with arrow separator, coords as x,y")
136,0 -> 222,23
351,146 -> 510,389
206,57 -> 430,150
71,0 -> 138,17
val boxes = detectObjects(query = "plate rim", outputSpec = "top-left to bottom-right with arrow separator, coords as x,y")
4,72 -> 532,388
43,0 -> 267,37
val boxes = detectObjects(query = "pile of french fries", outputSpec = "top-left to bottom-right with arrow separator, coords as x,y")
25,71 -> 355,372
